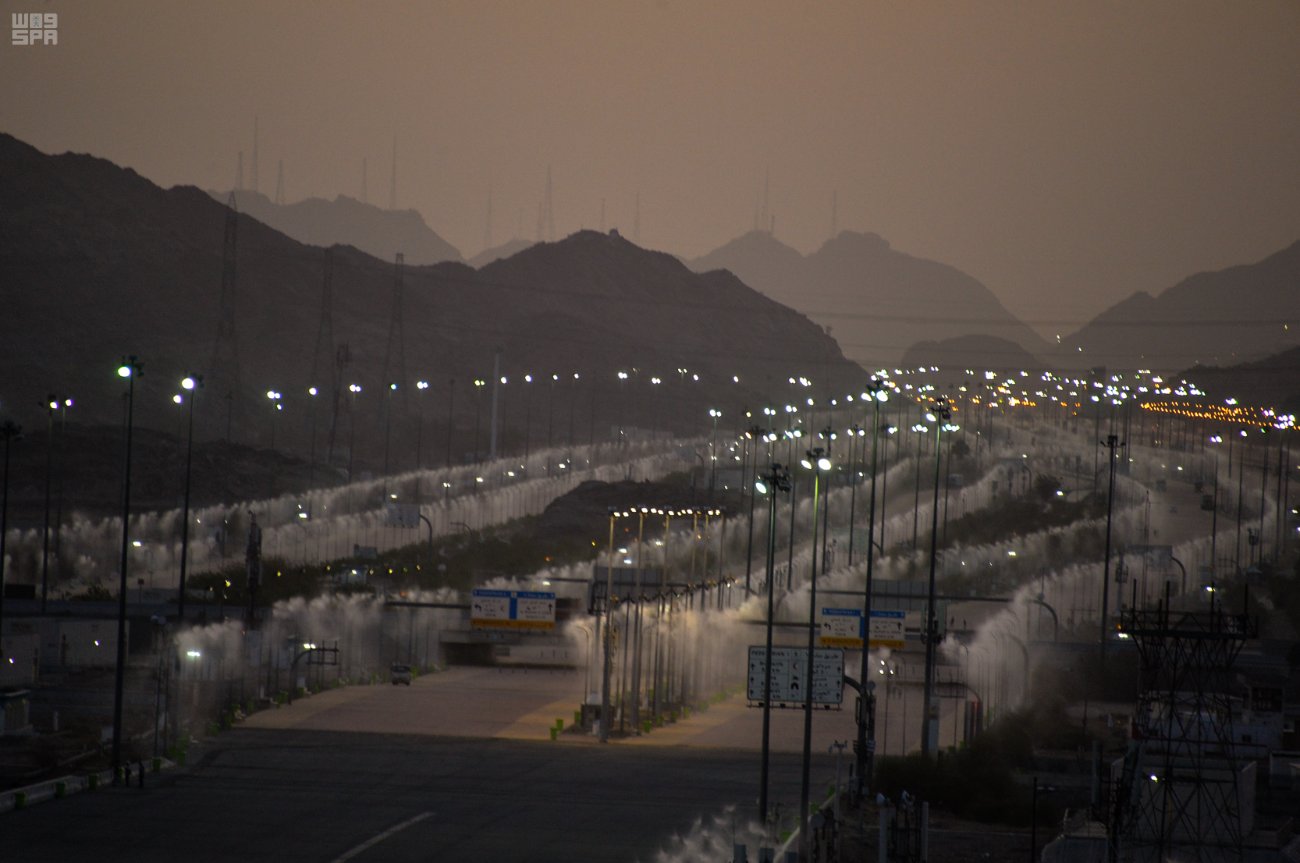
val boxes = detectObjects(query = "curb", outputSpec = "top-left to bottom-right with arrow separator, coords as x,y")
0,758 -> 178,815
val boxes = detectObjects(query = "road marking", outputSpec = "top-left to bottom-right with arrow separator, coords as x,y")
330,811 -> 433,863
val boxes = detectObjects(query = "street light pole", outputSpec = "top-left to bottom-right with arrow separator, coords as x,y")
113,356 -> 141,781
857,378 -> 887,795
755,462 -> 790,825
40,395 -> 58,614
799,446 -> 832,855
846,422 -> 862,568
708,408 -> 722,499
921,400 -> 955,759
346,384 -> 362,481
177,375 -> 202,621
743,425 -> 764,594
1099,433 -> 1124,665
600,508 -> 619,743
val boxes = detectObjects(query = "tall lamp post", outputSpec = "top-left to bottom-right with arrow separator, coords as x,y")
306,385 -> 320,486
920,400 -> 957,758
40,394 -> 62,614
708,408 -> 722,499
754,462 -> 790,824
112,356 -> 141,781
743,424 -> 765,594
382,382 -> 397,478
856,377 -> 888,796
600,508 -> 624,743
798,446 -> 832,855
176,375 -> 201,620
1208,435 -> 1222,576
1099,433 -> 1125,664
265,389 -> 282,449
0,420 -> 22,655
415,380 -> 430,471
347,383 -> 362,481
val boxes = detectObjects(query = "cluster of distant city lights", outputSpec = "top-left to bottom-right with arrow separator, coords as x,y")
28,360 -> 1299,439
1138,399 -> 1295,431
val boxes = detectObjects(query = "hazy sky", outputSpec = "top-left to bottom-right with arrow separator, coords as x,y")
4,1 -> 1298,333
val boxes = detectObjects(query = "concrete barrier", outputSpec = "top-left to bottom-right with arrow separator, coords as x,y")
1,761 -> 174,815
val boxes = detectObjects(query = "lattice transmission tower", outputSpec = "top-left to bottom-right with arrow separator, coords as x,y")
1108,590 -> 1256,863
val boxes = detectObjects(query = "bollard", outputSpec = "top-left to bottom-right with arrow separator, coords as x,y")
549,727 -> 558,741
555,718 -> 564,731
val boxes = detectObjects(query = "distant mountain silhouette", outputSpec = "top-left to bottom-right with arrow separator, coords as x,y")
1058,241 -> 1300,370
468,237 -> 533,269
690,230 -> 1049,368
1178,346 -> 1300,415
210,188 -> 462,265
0,134 -> 857,471
900,335 -> 1040,372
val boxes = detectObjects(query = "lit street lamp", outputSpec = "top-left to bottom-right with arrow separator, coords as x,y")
472,378 -> 486,463
113,355 -> 142,782
708,408 -> 722,499
40,394 -> 62,614
414,380 -> 429,472
383,382 -> 398,479
856,377 -> 888,795
306,385 -> 320,486
176,375 -> 202,620
755,462 -> 791,825
347,383 -> 362,482
798,446 -> 832,855
265,389 -> 283,450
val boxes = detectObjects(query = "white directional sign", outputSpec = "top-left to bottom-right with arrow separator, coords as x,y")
747,646 -> 844,706
869,610 -> 906,650
471,589 -> 556,630
818,608 -> 906,650
819,608 -> 862,647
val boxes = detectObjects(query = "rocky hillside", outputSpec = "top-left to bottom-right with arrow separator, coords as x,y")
0,134 -> 860,474
1058,240 -> 1300,370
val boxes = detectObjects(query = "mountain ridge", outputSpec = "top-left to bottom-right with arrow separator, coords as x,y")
0,133 -> 859,465
209,188 -> 463,265
689,230 -> 1051,368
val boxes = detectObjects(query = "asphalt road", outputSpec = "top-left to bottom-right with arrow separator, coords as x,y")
5,668 -> 852,863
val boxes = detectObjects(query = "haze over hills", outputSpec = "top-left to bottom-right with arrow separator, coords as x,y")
468,237 -> 534,269
1178,346 -> 1300,416
689,230 -> 1051,369
1057,241 -> 1300,371
0,134 -> 857,466
900,335 -> 1041,374
210,188 -> 463,265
